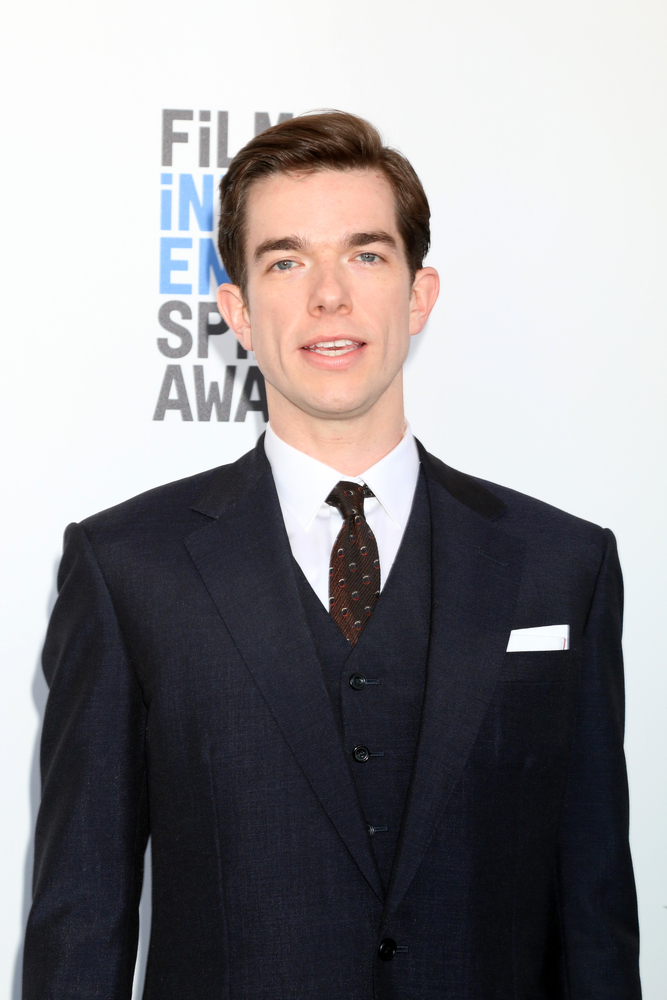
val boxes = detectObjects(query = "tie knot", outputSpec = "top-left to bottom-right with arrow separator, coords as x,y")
326,481 -> 374,519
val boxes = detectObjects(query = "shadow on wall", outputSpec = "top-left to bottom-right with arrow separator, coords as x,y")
11,559 -> 153,1000
132,842 -> 152,998
12,560 -> 57,1000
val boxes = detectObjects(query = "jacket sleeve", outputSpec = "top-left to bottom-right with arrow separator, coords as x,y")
553,528 -> 641,998
23,522 -> 149,1000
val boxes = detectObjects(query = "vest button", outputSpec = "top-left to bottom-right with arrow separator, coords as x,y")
349,673 -> 366,690
378,938 -> 397,962
352,745 -> 370,763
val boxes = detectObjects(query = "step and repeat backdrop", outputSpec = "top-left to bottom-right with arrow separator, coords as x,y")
1,2 -> 665,997
154,109 -> 277,426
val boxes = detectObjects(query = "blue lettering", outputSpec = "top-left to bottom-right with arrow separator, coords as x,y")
179,174 -> 214,232
198,238 -> 228,294
160,237 -> 192,294
160,188 -> 172,230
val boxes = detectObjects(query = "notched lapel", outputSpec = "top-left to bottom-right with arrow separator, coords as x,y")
383,456 -> 525,923
185,441 -> 384,903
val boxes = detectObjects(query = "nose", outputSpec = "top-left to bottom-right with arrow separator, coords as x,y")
307,259 -> 352,316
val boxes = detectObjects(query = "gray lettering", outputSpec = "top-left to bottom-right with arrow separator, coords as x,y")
197,302 -> 228,358
234,366 -> 268,422
254,112 -> 293,136
217,111 -> 232,168
153,365 -> 193,421
162,110 -> 193,167
157,301 -> 193,359
199,127 -> 210,168
194,365 -> 235,421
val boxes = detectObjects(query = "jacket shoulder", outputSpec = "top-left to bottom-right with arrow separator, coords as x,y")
76,443 -> 263,554
473,474 -> 606,545
421,446 -> 609,557
79,465 -> 224,537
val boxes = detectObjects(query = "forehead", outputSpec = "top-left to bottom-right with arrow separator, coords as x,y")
244,169 -> 399,246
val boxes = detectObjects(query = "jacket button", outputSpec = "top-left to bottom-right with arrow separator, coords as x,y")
378,938 -> 397,962
349,673 -> 366,690
352,745 -> 370,763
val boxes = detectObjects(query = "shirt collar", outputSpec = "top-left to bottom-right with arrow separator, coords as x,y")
264,422 -> 420,531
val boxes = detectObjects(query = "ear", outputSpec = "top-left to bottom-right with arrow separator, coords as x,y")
408,267 -> 440,337
217,283 -> 253,352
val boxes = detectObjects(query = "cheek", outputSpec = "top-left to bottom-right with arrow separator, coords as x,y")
246,295 -> 287,350
372,292 -> 411,345
363,275 -> 409,317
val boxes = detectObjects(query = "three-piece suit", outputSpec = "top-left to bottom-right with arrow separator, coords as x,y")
23,436 -> 640,998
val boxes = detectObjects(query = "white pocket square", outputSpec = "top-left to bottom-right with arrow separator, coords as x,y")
506,625 -> 570,652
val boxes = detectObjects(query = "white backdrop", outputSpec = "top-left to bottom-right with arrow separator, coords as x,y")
1,2 -> 665,996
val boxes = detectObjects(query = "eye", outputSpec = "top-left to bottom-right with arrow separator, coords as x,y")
272,259 -> 296,271
356,252 -> 381,263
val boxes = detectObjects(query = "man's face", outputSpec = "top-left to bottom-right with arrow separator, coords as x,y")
220,168 -> 436,423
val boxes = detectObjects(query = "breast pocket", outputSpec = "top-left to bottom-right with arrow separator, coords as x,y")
498,649 -> 576,683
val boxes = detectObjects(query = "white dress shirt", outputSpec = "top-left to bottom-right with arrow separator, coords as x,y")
264,423 -> 421,610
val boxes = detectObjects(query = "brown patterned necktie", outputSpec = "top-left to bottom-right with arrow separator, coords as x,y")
326,481 -> 381,645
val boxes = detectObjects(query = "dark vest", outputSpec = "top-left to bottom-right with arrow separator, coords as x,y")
293,470 -> 432,888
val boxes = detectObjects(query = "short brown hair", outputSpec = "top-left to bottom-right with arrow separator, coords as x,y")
217,110 -> 430,296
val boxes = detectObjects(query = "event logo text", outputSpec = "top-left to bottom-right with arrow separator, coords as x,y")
153,109 -> 292,423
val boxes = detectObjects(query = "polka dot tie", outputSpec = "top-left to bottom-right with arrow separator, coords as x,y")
326,481 -> 381,646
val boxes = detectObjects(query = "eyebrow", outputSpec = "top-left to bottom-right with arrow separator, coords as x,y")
253,236 -> 308,262
252,230 -> 398,263
342,231 -> 398,252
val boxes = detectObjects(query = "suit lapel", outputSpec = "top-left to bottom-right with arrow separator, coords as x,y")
185,439 -> 384,903
382,447 -> 525,923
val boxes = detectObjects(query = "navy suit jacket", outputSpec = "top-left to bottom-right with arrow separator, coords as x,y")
24,438 -> 640,999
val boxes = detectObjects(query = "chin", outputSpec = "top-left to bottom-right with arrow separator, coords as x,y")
307,394 -> 377,420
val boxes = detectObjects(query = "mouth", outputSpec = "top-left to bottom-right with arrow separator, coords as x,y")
303,339 -> 363,357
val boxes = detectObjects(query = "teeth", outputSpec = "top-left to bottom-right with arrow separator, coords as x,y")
306,339 -> 361,356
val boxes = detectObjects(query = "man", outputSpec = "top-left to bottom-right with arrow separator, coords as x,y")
24,112 -> 640,998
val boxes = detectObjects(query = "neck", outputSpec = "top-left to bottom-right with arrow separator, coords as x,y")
266,377 -> 406,477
